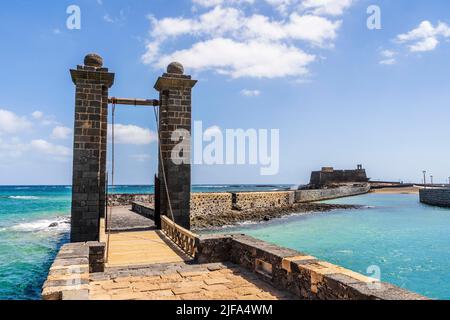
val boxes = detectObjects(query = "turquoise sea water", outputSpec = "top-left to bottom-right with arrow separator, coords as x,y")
0,184 -> 291,300
225,193 -> 450,300
2,187 -> 450,300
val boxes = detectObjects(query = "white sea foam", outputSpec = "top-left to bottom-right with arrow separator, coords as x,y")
11,217 -> 70,232
8,196 -> 40,200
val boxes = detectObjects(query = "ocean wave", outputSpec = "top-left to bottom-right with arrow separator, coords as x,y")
199,185 -> 229,188
10,217 -> 70,232
8,196 -> 40,200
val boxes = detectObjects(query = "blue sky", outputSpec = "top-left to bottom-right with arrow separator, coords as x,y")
1,0 -> 450,185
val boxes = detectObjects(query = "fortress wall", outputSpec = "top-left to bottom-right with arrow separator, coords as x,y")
310,169 -> 368,186
108,186 -> 370,218
190,193 -> 233,217
233,191 -> 295,210
295,184 -> 371,203
419,188 -> 450,207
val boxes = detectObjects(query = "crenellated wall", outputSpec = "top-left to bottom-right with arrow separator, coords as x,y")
419,188 -> 450,207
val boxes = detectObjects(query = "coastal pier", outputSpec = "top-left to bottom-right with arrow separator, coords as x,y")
41,54 -> 426,300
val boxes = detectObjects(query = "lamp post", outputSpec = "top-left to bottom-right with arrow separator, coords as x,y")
423,171 -> 427,188
430,175 -> 434,186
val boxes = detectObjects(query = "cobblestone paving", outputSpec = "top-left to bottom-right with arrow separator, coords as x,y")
89,262 -> 296,300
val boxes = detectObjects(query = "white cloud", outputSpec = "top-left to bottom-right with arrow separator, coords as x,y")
0,110 -> 71,163
143,2 -> 349,79
32,111 -> 44,119
31,110 -> 59,126
379,58 -> 396,65
103,10 -> 126,24
381,50 -> 396,58
149,7 -> 340,46
193,0 -> 254,7
241,89 -> 261,96
265,0 -> 294,15
409,37 -> 439,52
0,138 -> 29,158
397,20 -> 450,52
156,38 -> 315,78
51,126 -> 72,140
301,0 -> 353,16
0,109 -> 32,134
193,0 -> 226,7
108,124 -> 157,145
379,50 -> 397,65
0,137 -> 71,161
30,139 -> 71,157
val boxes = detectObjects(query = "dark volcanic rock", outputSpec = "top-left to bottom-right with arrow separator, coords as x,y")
192,203 -> 363,230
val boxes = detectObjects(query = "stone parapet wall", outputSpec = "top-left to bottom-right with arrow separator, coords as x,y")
113,187 -> 370,222
419,188 -> 450,207
190,193 -> 233,217
195,234 -> 427,300
295,184 -> 370,203
233,191 -> 295,210
42,241 -> 105,300
108,194 -> 154,207
110,187 -> 370,210
131,202 -> 155,220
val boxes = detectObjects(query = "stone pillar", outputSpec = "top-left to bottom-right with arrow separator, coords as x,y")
154,62 -> 197,230
70,54 -> 115,242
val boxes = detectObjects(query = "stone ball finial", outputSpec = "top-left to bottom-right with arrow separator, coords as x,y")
167,62 -> 184,75
84,53 -> 103,68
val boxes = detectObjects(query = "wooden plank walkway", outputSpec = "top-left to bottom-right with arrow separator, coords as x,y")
102,207 -> 191,267
106,230 -> 191,267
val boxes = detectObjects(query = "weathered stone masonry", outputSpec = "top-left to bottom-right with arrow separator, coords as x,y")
70,54 -> 114,242
154,64 -> 197,230
420,188 -> 450,207
195,234 -> 427,300
109,186 -> 370,219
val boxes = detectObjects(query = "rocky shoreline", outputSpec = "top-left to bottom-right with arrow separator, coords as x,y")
192,203 -> 362,230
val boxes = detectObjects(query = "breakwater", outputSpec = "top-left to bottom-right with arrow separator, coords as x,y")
419,188 -> 450,207
109,184 -> 370,228
108,184 -> 370,211
295,184 -> 370,202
